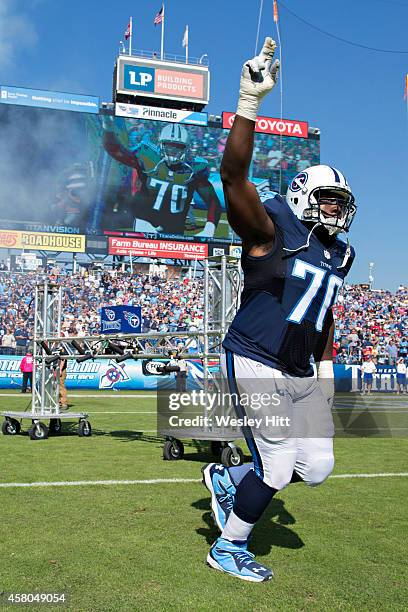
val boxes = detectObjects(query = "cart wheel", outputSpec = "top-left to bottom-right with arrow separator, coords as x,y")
210,441 -> 225,456
221,445 -> 244,467
78,420 -> 92,437
2,418 -> 21,436
49,419 -> 62,435
163,439 -> 184,460
29,422 -> 49,440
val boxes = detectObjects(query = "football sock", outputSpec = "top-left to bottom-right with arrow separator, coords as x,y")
221,510 -> 254,542
221,470 -> 277,541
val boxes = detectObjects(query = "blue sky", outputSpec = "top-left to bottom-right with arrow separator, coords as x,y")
0,0 -> 407,289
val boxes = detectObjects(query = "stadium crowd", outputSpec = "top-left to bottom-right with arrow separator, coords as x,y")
0,268 -> 407,365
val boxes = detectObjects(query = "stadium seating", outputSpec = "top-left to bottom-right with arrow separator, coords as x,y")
0,269 -> 406,364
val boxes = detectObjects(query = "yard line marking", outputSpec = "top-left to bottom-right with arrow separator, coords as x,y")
0,478 -> 200,488
331,473 -> 408,479
0,473 -> 408,489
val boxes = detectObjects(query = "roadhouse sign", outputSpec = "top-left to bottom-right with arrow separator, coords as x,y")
222,112 -> 309,138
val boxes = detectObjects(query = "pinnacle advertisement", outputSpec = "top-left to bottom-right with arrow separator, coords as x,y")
115,102 -> 208,126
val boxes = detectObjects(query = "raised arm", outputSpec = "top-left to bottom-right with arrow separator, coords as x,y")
220,38 -> 280,249
101,115 -> 141,170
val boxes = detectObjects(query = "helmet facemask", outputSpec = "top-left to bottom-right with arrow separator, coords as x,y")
304,187 -> 356,235
160,141 -> 187,166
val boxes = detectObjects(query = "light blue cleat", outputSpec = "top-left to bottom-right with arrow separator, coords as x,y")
202,463 -> 236,531
207,537 -> 273,582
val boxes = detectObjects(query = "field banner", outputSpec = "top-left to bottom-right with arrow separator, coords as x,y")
115,102 -> 208,126
100,306 -> 142,334
0,85 -> 99,114
116,56 -> 210,105
222,112 -> 309,139
0,358 -> 400,392
0,355 -> 206,390
0,230 -> 85,252
108,237 -> 208,260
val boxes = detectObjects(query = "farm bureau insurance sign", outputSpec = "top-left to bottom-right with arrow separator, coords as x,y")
108,237 -> 208,260
222,112 -> 309,139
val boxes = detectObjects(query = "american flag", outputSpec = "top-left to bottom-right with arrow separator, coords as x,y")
154,6 -> 164,25
124,20 -> 131,40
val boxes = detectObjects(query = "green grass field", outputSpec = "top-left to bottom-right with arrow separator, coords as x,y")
0,390 -> 407,611
185,208 -> 231,240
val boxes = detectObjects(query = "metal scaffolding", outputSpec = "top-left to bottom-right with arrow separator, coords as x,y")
1,256 -> 243,460
1,281 -> 91,440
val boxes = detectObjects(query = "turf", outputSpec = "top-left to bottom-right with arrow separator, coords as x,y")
0,391 -> 407,611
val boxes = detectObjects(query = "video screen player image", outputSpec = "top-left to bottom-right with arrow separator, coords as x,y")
0,104 -> 319,240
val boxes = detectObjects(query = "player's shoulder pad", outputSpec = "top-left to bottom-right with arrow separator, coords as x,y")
136,141 -> 160,164
192,156 -> 209,177
192,155 -> 208,167
137,141 -> 158,155
335,238 -> 355,258
260,192 -> 292,225
335,239 -> 356,274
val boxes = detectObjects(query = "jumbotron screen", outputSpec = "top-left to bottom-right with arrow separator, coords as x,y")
0,105 -> 320,241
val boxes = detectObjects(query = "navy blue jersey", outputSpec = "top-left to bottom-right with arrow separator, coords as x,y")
223,194 -> 355,376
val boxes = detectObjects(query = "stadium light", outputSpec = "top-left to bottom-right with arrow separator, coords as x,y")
369,262 -> 375,290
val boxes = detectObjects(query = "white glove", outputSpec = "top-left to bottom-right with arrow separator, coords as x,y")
134,218 -> 163,233
316,360 -> 335,409
195,221 -> 215,238
237,37 -> 280,122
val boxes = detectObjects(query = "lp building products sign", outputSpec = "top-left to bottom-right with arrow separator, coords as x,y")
116,57 -> 209,105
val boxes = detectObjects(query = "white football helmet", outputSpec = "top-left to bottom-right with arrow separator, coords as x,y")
286,164 -> 356,235
158,124 -> 190,165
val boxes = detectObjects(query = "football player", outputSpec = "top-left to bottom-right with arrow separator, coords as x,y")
52,163 -> 92,229
202,37 -> 356,582
102,118 -> 222,236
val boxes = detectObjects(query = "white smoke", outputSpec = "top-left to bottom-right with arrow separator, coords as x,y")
0,0 -> 39,69
0,105 -> 96,230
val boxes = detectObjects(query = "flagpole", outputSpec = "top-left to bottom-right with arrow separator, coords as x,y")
161,4 -> 165,60
129,16 -> 133,56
